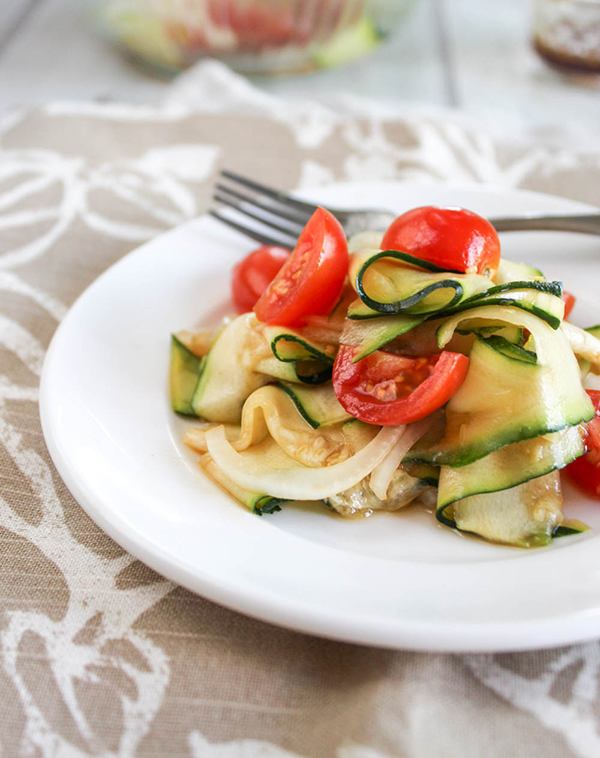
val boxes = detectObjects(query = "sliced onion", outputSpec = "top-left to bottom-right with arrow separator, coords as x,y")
562,322 -> 600,369
205,424 -> 405,501
368,427 -> 407,501
369,417 -> 434,500
584,373 -> 600,391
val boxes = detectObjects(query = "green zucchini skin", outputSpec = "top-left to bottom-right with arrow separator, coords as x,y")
446,471 -> 564,548
554,520 -> 590,538
494,259 -> 545,284
169,335 -> 203,415
438,281 -> 564,330
340,312 -> 427,360
436,426 -> 585,514
402,461 -> 440,487
269,333 -> 335,363
277,382 -> 351,429
191,316 -> 337,423
253,497 -> 287,516
344,283 -> 564,368
263,325 -> 336,385
482,335 -> 537,364
348,280 -> 562,324
456,324 -> 524,345
177,237 -> 590,546
406,330 -> 593,468
191,315 -> 272,424
199,451 -> 289,515
354,249 -> 490,316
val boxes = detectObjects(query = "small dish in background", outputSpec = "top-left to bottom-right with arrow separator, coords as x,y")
87,0 -> 416,75
533,0 -> 600,72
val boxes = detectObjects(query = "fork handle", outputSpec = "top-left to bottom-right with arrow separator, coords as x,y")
490,213 -> 600,235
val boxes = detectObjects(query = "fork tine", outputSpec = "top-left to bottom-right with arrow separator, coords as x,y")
220,169 -> 318,217
208,210 -> 296,249
214,191 -> 304,239
215,183 -> 309,226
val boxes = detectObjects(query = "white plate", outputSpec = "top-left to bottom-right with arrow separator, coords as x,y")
40,181 -> 600,652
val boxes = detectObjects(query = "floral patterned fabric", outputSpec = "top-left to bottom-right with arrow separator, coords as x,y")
1,63 -> 600,758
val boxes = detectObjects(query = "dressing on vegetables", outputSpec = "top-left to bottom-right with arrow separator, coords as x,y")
170,204 -> 600,547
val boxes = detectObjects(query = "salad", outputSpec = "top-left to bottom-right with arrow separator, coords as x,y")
97,0 -> 403,74
170,205 -> 600,548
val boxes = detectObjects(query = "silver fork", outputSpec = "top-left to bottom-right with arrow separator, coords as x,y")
210,169 -> 600,248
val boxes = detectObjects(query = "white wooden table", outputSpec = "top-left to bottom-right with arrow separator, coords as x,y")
1,0 -> 599,131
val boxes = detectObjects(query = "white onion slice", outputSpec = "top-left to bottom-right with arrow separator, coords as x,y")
205,424 -> 405,501
584,373 -> 600,391
369,417 -> 434,500
562,321 -> 600,368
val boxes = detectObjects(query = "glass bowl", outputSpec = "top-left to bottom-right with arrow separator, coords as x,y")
88,0 -> 416,75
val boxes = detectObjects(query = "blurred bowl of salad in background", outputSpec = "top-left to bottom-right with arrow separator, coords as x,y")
88,0 -> 417,75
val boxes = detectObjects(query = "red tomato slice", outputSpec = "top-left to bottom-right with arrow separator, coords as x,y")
381,206 -> 501,276
332,346 -> 470,426
254,207 -> 348,327
563,290 -> 576,319
231,245 -> 290,313
565,390 -> 600,497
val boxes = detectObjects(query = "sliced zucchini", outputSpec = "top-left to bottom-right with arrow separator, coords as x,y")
340,311 -> 427,359
402,461 -> 440,487
191,314 -> 273,423
174,328 -> 215,357
257,324 -> 336,385
261,324 -> 337,363
494,259 -> 544,285
347,298 -> 389,320
348,280 -> 564,333
447,471 -> 564,548
343,293 -> 542,361
437,425 -> 585,514
408,307 -> 594,467
481,334 -> 537,364
170,335 -> 203,415
440,281 -> 564,329
554,520 -> 590,538
277,382 -> 352,429
455,323 -> 523,345
256,357 -> 333,385
341,315 -> 479,361
351,249 -> 491,316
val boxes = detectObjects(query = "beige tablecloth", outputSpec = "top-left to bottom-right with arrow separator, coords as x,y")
2,62 -> 600,758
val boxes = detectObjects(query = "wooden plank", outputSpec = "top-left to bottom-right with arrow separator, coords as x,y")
444,0 -> 600,129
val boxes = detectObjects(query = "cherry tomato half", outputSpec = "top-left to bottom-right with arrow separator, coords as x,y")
254,207 -> 348,327
332,346 -> 470,426
565,390 -> 600,498
563,290 -> 576,320
231,245 -> 290,313
381,206 -> 501,276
